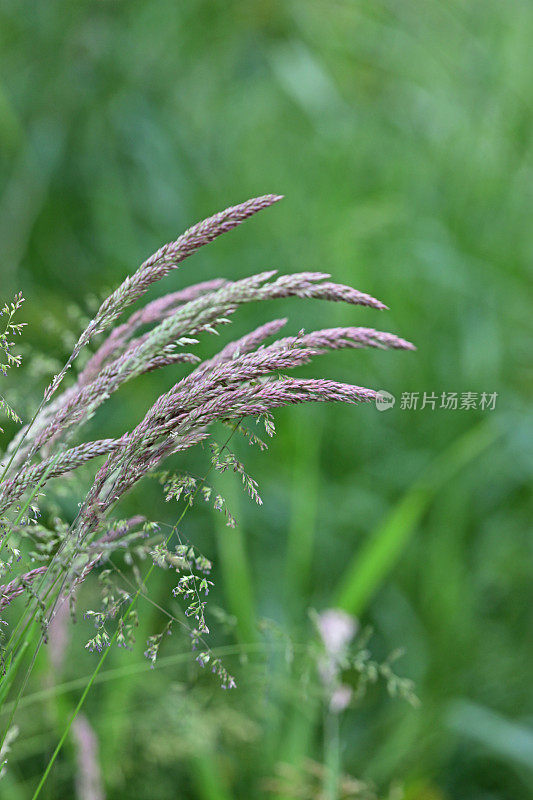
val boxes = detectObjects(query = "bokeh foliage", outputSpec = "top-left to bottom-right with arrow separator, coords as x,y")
0,1 -> 532,798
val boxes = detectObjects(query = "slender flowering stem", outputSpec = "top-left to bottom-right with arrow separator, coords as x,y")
0,194 -> 414,793
30,421 -> 242,800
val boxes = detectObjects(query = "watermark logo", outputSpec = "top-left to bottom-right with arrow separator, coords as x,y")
375,390 -> 396,411
375,391 -> 498,411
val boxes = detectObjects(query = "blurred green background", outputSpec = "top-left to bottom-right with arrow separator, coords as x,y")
0,1 -> 532,798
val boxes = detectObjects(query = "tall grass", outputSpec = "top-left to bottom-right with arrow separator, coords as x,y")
1,2 -> 531,798
0,196 -> 413,796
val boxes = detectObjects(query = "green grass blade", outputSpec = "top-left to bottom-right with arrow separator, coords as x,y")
336,420 -> 501,615
284,412 -> 322,608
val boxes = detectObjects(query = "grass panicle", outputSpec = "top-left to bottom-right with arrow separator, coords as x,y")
0,196 -> 413,796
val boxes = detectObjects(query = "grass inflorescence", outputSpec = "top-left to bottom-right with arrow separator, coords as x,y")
0,195 -> 413,795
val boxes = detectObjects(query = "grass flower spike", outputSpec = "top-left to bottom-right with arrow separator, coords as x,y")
0,195 -> 414,797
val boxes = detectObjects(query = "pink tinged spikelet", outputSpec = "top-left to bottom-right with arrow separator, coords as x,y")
166,379 -> 379,435
79,278 -> 227,385
258,273 -> 387,309
0,439 -> 120,513
0,567 -> 47,610
96,515 -> 146,545
271,326 -> 415,352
